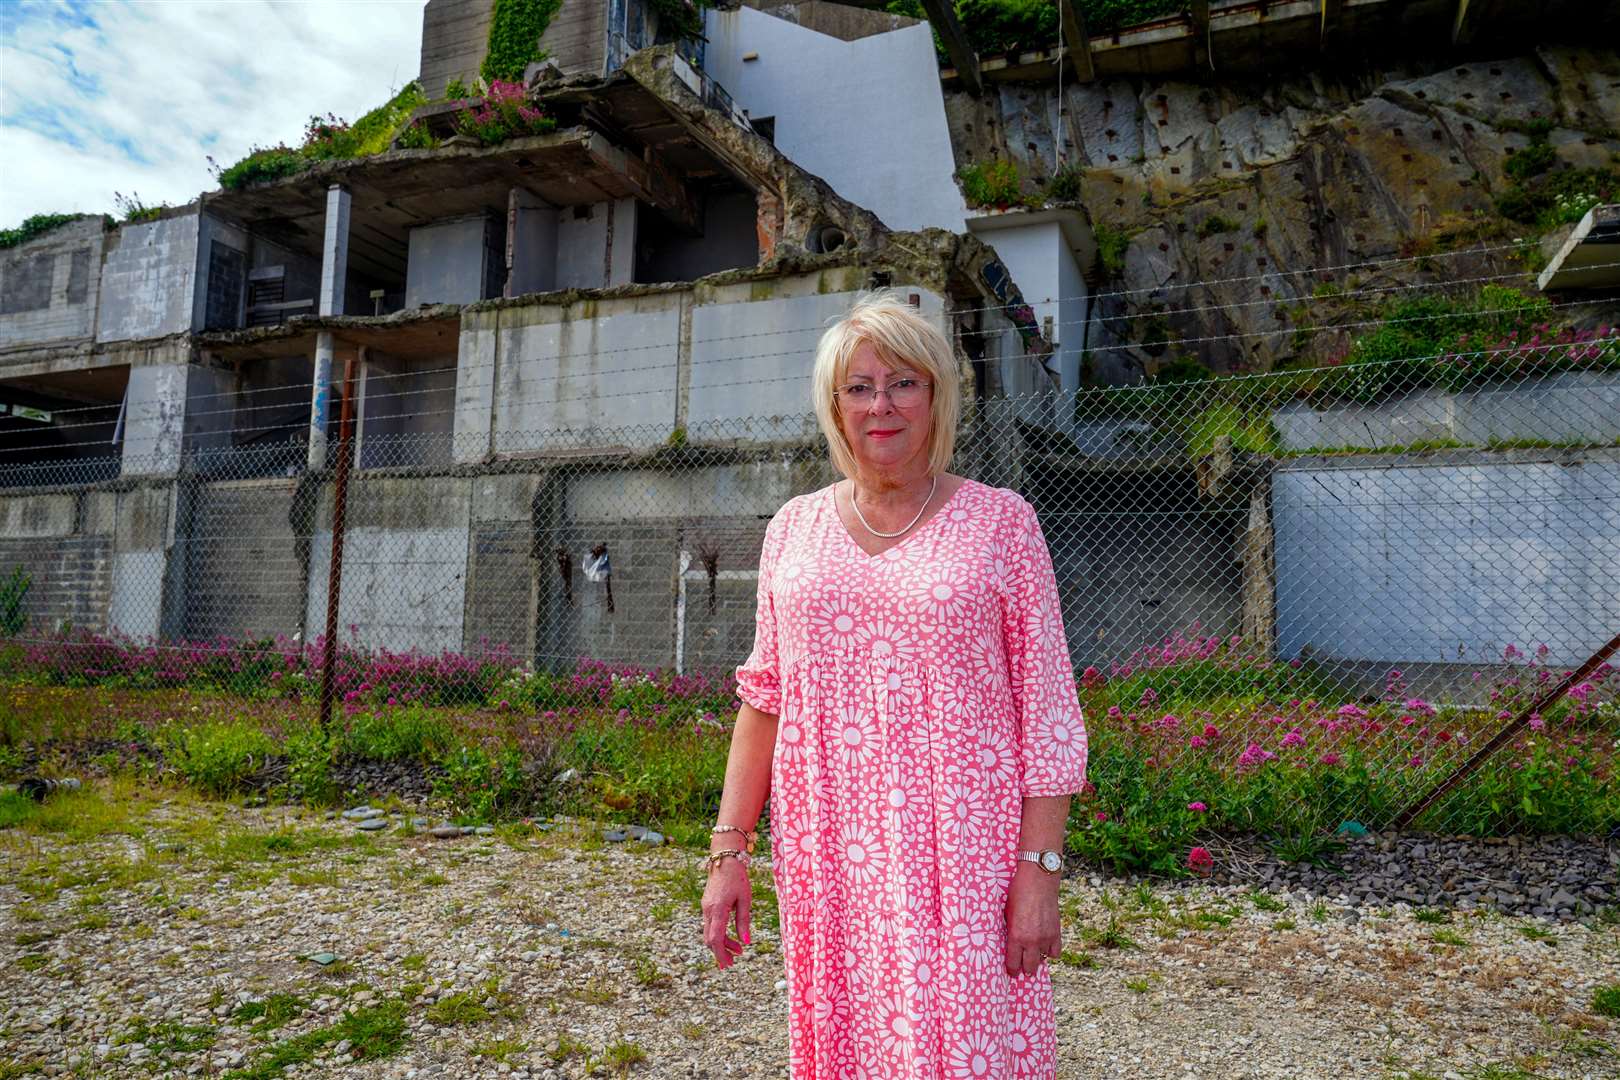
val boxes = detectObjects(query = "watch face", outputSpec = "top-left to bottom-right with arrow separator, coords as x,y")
1040,851 -> 1061,873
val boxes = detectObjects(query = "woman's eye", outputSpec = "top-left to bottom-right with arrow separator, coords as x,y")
846,384 -> 873,395
893,379 -> 918,390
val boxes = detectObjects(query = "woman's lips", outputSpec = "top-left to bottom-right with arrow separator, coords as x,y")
866,429 -> 902,440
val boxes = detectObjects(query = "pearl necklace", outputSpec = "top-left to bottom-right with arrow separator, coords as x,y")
849,475 -> 938,538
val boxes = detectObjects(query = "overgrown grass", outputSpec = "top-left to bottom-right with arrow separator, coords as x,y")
223,999 -> 409,1079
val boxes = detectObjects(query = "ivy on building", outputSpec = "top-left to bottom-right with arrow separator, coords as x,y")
481,0 -> 563,83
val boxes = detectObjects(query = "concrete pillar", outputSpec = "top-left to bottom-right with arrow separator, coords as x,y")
307,331 -> 336,470
121,363 -> 236,478
507,188 -> 558,297
452,310 -> 497,464
606,197 -> 638,287
319,185 -> 351,317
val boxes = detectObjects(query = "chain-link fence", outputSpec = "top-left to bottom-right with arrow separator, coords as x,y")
2,335 -> 1617,846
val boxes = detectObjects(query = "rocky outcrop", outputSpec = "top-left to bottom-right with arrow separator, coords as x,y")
945,47 -> 1620,380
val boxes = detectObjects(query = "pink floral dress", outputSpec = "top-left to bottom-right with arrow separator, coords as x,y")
736,478 -> 1088,1079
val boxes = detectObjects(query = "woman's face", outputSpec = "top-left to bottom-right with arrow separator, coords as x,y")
836,341 -> 933,476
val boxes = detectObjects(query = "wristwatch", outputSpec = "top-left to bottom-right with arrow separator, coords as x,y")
1017,849 -> 1063,874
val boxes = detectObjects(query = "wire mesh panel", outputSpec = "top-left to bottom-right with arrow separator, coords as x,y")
2,334 -> 1617,844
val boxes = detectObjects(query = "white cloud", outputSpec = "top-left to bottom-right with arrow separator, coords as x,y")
0,0 -> 425,224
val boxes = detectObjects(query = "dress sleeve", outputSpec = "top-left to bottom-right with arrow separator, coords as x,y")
734,503 -> 790,715
999,494 -> 1088,798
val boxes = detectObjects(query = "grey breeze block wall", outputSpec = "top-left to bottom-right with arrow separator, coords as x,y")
0,217 -> 105,352
0,489 -> 116,636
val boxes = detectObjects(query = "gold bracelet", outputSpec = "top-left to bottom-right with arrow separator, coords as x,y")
710,824 -> 757,854
705,848 -> 750,871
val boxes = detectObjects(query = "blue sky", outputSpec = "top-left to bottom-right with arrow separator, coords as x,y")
0,0 -> 424,223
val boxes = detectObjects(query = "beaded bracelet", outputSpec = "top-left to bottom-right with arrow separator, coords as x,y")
710,824 -> 757,853
705,848 -> 750,871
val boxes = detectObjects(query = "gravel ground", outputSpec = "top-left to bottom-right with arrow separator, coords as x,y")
1,786 -> 1617,1080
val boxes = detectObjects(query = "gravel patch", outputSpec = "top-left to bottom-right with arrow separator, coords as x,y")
1,794 -> 1616,1079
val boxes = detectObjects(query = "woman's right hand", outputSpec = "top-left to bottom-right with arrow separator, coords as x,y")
701,859 -> 752,969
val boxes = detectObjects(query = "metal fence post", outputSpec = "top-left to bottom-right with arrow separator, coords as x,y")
316,345 -> 361,736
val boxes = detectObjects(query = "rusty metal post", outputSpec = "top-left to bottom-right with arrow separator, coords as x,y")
1390,629 -> 1620,830
316,346 -> 361,736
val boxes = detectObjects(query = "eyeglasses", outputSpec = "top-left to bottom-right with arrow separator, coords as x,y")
833,377 -> 932,408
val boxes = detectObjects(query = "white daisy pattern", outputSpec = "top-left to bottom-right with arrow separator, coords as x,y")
734,480 -> 1086,1078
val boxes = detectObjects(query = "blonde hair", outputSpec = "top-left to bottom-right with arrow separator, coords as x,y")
811,292 -> 961,479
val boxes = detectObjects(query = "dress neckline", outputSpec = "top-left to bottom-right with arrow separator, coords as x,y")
828,476 -> 976,561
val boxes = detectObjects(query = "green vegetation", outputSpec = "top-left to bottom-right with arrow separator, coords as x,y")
958,159 -> 1038,209
0,213 -> 87,250
1196,213 -> 1239,239
888,0 -> 1188,56
1494,119 -> 1619,231
163,721 -> 275,796
1044,162 -> 1084,203
1,567 -> 29,637
113,191 -> 164,224
481,0 -> 562,82
213,81 -> 427,190
1093,222 -> 1134,279
1593,984 -> 1620,1018
224,999 -> 409,1079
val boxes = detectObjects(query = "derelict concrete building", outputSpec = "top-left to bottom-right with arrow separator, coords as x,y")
0,3 -> 1064,669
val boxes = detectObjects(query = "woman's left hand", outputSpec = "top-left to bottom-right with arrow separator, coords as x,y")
1004,863 -> 1062,977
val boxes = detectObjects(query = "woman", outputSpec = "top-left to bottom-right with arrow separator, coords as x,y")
701,293 -> 1088,1078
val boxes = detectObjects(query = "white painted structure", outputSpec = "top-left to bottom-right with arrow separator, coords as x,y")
702,7 -> 968,234
1272,457 -> 1620,668
966,209 -> 1091,401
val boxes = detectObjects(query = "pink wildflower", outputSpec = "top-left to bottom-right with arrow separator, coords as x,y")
1187,802 -> 1207,812
1187,847 -> 1214,875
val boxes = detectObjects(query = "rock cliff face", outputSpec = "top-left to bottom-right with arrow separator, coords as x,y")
944,47 -> 1620,382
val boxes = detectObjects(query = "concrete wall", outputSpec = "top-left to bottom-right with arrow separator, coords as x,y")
1272,373 -> 1620,450
488,298 -> 683,450
509,192 -> 558,296
0,488 -> 115,634
703,7 -> 968,233
180,479 -> 305,640
636,188 -> 759,284
106,484 -> 175,640
687,279 -> 947,439
0,218 -> 105,351
121,364 -> 236,477
541,0 -> 608,77
357,352 -> 457,468
453,267 -> 949,460
406,216 -> 501,308
96,211 -> 202,344
194,214 -> 321,331
420,0 -> 493,99
1030,461 -> 1246,675
1273,453 -> 1620,668
304,475 -> 472,654
554,199 -> 637,291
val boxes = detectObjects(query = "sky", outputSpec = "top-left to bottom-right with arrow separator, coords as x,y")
0,0 -> 425,225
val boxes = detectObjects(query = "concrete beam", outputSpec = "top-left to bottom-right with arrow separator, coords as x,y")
582,134 -> 699,234
918,0 -> 982,95
1058,0 -> 1096,82
318,185 -> 351,317
1536,203 -> 1620,292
